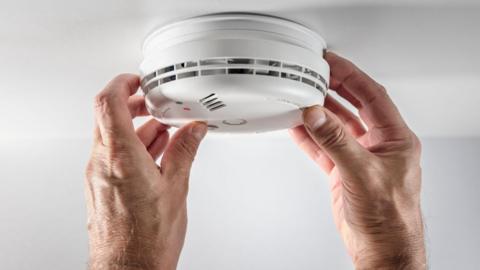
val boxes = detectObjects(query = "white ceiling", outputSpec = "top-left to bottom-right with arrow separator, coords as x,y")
1,0 -> 480,139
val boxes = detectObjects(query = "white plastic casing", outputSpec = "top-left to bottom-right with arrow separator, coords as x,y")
139,13 -> 329,133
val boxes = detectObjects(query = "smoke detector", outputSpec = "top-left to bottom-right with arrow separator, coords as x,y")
139,13 -> 329,133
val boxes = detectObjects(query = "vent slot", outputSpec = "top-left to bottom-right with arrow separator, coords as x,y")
160,75 -> 176,84
203,97 -> 218,106
206,101 -> 223,109
199,93 -> 227,112
157,65 -> 174,75
144,80 -> 159,93
281,72 -> 300,81
142,58 -> 327,97
200,59 -> 227,65
315,84 -> 326,95
301,77 -> 316,87
304,68 -> 319,79
209,104 -> 226,111
227,58 -> 254,64
199,93 -> 216,102
317,74 -> 327,85
255,70 -> 279,77
256,59 -> 281,67
142,72 -> 156,85
201,69 -> 227,76
282,63 -> 303,72
177,71 -> 198,79
228,68 -> 254,74
175,61 -> 198,70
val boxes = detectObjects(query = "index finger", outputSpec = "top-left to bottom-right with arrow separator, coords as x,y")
94,73 -> 141,146
326,52 -> 407,133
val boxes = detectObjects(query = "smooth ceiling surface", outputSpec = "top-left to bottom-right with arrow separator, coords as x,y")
1,0 -> 480,138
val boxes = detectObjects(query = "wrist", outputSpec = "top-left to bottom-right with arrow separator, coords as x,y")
354,234 -> 426,270
89,253 -> 176,270
355,254 -> 426,270
89,249 -> 159,270
353,200 -> 426,269
88,240 -> 177,270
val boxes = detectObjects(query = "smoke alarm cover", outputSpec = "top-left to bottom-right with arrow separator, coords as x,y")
139,13 -> 329,133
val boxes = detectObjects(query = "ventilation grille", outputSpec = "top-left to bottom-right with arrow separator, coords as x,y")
141,58 -> 327,95
199,93 -> 226,111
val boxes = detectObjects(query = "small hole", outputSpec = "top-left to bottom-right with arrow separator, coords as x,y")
200,59 -> 227,65
228,68 -> 254,74
201,69 -> 227,76
175,101 -> 183,105
207,124 -> 219,130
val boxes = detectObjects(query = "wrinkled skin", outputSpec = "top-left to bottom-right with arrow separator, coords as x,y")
290,52 -> 426,269
85,74 -> 207,269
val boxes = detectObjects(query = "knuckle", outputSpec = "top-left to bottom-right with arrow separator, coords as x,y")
409,133 -> 422,156
93,92 -> 113,111
110,73 -> 139,90
412,133 -> 422,151
113,73 -> 136,82
320,124 -> 348,149
94,74 -> 139,111
403,131 -> 422,155
163,139 -> 198,176
377,83 -> 388,95
86,144 -> 137,181
84,160 -> 96,180
175,138 -> 198,160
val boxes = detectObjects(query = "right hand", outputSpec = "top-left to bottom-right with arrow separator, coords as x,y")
290,52 -> 426,269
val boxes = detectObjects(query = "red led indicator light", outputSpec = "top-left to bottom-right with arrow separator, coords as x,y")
183,107 -> 191,111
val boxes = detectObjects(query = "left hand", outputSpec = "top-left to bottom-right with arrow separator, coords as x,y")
85,74 -> 207,269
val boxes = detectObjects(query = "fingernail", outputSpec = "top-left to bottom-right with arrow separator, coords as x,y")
304,106 -> 327,130
191,122 -> 207,140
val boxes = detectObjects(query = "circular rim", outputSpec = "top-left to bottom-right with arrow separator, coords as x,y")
142,12 -> 326,54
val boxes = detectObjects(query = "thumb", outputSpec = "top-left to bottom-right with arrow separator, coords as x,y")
303,105 -> 367,169
160,122 -> 208,179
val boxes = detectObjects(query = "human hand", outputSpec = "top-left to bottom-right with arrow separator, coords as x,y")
290,52 -> 426,269
85,74 -> 207,270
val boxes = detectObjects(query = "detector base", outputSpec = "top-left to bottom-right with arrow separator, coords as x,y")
140,13 -> 329,133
